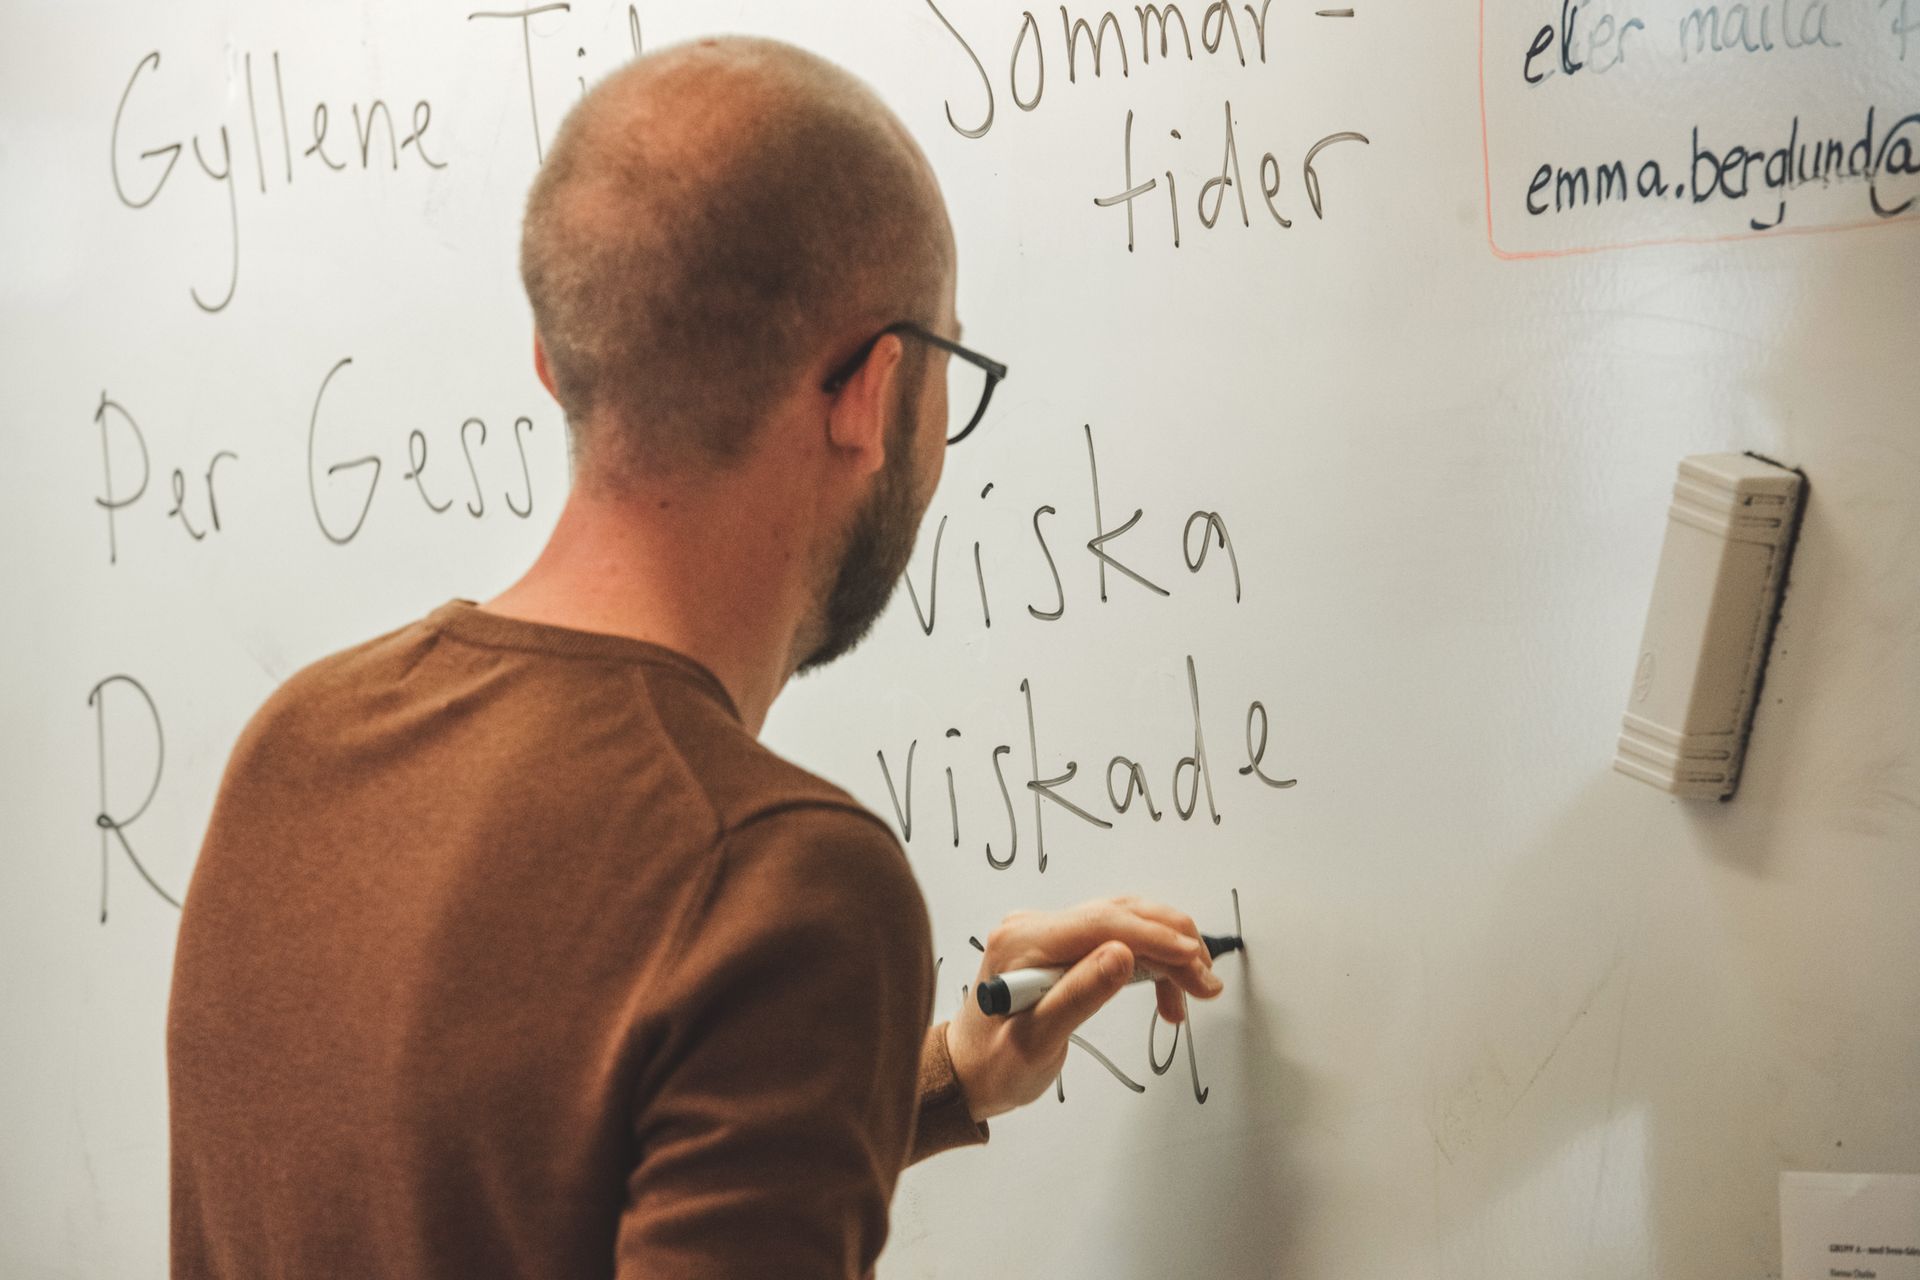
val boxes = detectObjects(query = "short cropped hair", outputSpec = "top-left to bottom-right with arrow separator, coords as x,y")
520,38 -> 950,479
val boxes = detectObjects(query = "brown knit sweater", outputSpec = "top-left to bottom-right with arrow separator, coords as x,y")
168,600 -> 986,1279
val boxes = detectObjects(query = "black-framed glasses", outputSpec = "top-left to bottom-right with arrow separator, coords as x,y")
821,321 -> 1009,446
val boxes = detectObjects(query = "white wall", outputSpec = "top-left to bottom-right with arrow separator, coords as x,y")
2,1 -> 1915,1276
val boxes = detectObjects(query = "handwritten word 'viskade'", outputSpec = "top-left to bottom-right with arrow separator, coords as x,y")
877,656 -> 1296,873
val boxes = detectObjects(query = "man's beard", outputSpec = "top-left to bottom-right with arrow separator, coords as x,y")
796,402 -> 925,675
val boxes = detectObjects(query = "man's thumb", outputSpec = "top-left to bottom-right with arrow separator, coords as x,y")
1028,942 -> 1133,1041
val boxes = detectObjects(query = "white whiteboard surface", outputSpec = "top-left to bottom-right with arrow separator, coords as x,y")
3,2 -> 1916,1277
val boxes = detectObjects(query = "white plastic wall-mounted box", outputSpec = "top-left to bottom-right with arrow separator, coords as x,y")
1615,453 -> 1804,800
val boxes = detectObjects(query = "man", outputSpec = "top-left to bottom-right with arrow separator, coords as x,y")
168,36 -> 1224,1278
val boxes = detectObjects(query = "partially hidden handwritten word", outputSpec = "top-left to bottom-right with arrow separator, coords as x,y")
1522,0 -> 1646,82
306,357 -> 542,545
87,675 -> 181,921
937,886 -> 1239,1103
467,3 -> 646,163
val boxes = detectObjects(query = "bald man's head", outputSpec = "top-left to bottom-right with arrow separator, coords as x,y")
521,37 -> 953,482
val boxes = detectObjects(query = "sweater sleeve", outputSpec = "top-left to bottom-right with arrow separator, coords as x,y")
614,805 -> 934,1280
909,1023 -> 990,1165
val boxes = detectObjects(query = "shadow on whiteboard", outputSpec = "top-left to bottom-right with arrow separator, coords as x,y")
1102,950 -> 1314,1280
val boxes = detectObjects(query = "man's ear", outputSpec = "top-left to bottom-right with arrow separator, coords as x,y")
533,332 -> 559,400
825,334 -> 902,478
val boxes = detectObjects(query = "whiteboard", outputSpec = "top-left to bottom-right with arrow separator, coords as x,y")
2,1 -> 1916,1277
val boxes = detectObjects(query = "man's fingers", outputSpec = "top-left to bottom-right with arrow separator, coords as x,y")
1067,906 -> 1218,995
1111,896 -> 1203,947
1088,900 -> 1223,995
978,896 -> 1229,1018
989,908 -> 1200,973
1025,942 -> 1134,1044
1084,902 -> 1202,965
1164,962 -> 1226,1001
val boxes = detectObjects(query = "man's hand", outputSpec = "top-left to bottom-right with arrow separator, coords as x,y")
944,896 -> 1226,1123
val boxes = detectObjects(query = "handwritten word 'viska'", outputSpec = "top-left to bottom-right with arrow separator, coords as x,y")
902,424 -> 1240,637
110,50 -> 446,313
927,0 -> 1287,137
877,656 -> 1296,873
